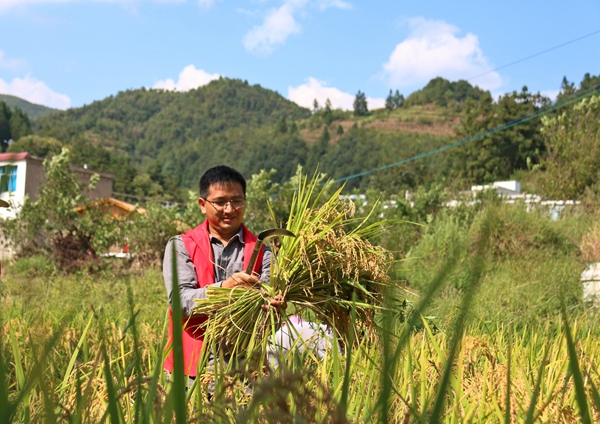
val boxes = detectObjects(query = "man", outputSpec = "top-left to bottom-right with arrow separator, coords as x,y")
163,165 -> 282,380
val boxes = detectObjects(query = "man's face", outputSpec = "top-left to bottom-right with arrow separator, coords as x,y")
199,182 -> 246,240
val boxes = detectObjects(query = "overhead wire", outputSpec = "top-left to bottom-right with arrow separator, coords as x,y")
330,29 -> 600,185
466,29 -> 600,82
332,82 -> 600,185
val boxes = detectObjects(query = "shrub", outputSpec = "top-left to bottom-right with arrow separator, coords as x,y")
0,149 -> 121,272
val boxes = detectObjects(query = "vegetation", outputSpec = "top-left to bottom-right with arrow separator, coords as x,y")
2,183 -> 600,422
0,73 -> 586,202
0,101 -> 32,150
404,76 -> 490,108
2,66 -> 600,422
537,94 -> 600,200
0,93 -> 58,119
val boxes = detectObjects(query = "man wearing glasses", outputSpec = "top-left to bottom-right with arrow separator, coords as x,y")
162,165 -> 282,384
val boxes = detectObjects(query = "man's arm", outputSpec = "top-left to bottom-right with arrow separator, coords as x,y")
163,236 -> 215,317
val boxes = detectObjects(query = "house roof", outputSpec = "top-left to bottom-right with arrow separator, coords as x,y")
76,197 -> 146,217
0,152 -> 33,162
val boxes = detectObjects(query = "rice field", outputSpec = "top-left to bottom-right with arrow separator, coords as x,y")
2,265 -> 600,423
2,178 -> 600,423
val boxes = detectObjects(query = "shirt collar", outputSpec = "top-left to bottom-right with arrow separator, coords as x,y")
209,226 -> 245,245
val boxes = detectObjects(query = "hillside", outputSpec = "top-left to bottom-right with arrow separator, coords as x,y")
35,78 -> 311,156
24,73 -> 586,200
0,94 -> 58,119
25,77 -> 482,197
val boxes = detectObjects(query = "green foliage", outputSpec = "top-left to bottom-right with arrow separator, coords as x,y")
0,102 -> 11,150
245,166 -> 335,233
125,202 -> 181,265
538,95 -> 600,199
0,94 -> 58,119
403,200 -> 581,326
353,90 -> 368,116
7,135 -> 63,158
451,87 -> 550,186
0,102 -> 33,151
557,73 -> 600,102
7,107 -> 32,142
0,148 -> 121,270
385,89 -> 404,110
7,255 -> 56,279
405,77 -> 489,108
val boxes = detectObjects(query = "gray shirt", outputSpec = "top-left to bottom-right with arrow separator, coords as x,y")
163,227 -> 271,317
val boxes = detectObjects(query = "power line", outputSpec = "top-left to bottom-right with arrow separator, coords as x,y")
467,28 -> 600,82
332,83 -> 600,185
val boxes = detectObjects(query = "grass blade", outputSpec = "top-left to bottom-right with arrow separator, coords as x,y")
560,299 -> 591,424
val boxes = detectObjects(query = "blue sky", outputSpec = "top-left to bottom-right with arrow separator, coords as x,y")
0,0 -> 598,111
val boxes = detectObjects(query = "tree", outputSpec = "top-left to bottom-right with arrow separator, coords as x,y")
313,98 -> 320,113
8,107 -> 32,141
393,90 -> 404,108
556,76 -> 576,102
306,127 -> 330,174
385,90 -> 395,111
0,102 -> 11,151
275,116 -> 288,134
323,98 -> 333,125
452,87 -> 549,185
7,135 -> 63,158
538,95 -> 600,199
353,90 -> 368,116
0,148 -> 120,270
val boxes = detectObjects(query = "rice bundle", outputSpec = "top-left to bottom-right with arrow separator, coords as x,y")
194,172 -> 393,360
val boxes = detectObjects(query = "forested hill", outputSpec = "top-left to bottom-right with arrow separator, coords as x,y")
0,94 -> 58,119
17,73 -> 596,201
35,77 -> 311,159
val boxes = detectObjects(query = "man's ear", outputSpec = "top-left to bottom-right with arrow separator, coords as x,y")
198,197 -> 207,214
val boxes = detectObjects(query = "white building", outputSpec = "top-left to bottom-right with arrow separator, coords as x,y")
0,152 -> 114,219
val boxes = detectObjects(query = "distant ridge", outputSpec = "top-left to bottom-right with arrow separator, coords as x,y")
0,94 -> 59,119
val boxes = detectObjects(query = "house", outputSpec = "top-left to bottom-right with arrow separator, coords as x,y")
75,197 -> 146,258
0,152 -> 115,219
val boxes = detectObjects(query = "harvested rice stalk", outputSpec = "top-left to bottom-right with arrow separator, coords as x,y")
194,171 -> 393,359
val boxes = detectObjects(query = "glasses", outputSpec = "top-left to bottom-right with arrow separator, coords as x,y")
203,198 -> 246,211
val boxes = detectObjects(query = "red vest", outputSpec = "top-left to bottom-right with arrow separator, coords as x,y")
163,220 -> 264,376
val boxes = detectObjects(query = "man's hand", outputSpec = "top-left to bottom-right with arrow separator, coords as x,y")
222,272 -> 260,289
262,294 -> 286,311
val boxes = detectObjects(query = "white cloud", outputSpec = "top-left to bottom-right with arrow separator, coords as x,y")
196,0 -> 216,8
0,0 -> 66,14
0,0 -> 193,14
382,18 -> 502,91
0,74 -> 71,109
153,65 -> 220,91
243,0 -> 349,54
243,1 -> 305,54
314,0 -> 351,11
368,96 -> 385,110
288,77 -> 385,111
0,50 -> 26,70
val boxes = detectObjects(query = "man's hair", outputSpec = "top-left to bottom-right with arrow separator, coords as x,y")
199,165 -> 247,198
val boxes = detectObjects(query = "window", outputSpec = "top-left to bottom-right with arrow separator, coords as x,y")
0,165 -> 17,193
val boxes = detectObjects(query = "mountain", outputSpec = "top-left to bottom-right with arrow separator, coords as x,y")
32,75 -> 551,199
33,77 -> 314,193
35,77 -> 311,154
0,94 -> 59,119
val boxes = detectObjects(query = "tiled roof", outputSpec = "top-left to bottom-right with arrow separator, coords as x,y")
0,152 -> 30,161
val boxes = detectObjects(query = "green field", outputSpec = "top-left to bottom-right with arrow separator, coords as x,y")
2,197 -> 600,423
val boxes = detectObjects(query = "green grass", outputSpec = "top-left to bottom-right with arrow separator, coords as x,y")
2,200 -> 600,422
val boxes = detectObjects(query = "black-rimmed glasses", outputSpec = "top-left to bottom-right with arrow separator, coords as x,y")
203,198 -> 246,211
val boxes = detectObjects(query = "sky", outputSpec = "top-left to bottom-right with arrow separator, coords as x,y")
0,0 -> 598,111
